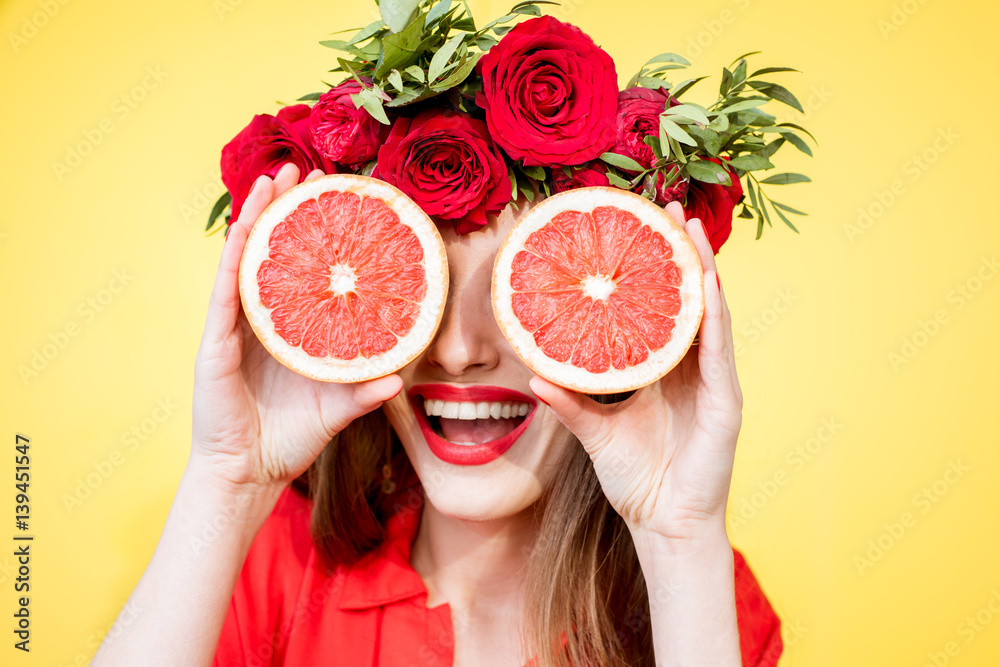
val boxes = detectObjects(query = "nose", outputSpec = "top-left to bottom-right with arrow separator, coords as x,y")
422,268 -> 502,377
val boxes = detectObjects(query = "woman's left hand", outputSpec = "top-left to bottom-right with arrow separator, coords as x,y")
529,201 -> 742,541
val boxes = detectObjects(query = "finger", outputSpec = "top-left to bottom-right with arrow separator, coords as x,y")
203,175 -> 273,345
718,277 -> 743,407
272,161 -> 301,198
682,214 -> 718,277
303,168 -> 326,182
528,375 -> 608,447
350,374 -> 404,409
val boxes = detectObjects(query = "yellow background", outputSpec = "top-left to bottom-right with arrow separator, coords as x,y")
1,0 -> 998,664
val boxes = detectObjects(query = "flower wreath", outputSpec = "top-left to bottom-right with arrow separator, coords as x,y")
208,0 -> 814,255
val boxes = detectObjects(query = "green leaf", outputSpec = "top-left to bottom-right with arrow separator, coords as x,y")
521,164 -> 546,181
749,66 -> 800,78
709,113 -> 729,132
727,154 -> 774,171
720,98 -> 768,114
474,35 -> 498,50
738,206 -> 754,219
665,103 -> 710,125
644,52 -> 691,67
770,202 -> 799,232
403,65 -> 425,83
720,67 -> 733,97
348,20 -> 386,45
319,40 -> 370,60
352,89 -> 390,124
600,152 -> 646,173
748,81 -> 804,112
686,125 -> 723,156
606,171 -> 632,189
659,117 -> 696,147
380,0 -> 421,33
670,76 -> 708,98
375,13 -> 426,78
638,76 -> 669,89
388,69 -> 404,92
508,167 -> 518,200
746,178 -> 760,211
759,172 -> 811,185
784,132 -> 813,156
643,134 -> 663,161
433,51 -> 482,89
297,92 -> 322,101
772,201 -> 808,216
426,0 -> 454,26
687,159 -> 731,186
428,32 -> 465,83
206,191 -> 231,231
778,122 -> 817,144
759,137 -> 786,158
732,59 -> 747,88
729,51 -> 762,67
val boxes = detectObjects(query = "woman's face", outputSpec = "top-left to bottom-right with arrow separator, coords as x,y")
382,201 -> 576,522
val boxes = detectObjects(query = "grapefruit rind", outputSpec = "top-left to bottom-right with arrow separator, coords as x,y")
239,174 -> 448,383
492,187 -> 704,394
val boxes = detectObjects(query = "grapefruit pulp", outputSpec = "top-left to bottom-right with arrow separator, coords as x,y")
492,187 -> 704,394
238,174 -> 448,383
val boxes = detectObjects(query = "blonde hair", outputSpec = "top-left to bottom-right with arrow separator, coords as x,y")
296,396 -> 652,666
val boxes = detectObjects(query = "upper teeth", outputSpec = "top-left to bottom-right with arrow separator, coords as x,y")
423,400 -> 530,420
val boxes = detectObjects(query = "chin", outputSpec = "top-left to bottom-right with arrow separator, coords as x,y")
411,455 -> 546,522
381,392 -> 572,523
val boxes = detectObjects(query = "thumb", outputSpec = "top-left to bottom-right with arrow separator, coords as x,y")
528,375 -> 607,449
349,374 -> 404,413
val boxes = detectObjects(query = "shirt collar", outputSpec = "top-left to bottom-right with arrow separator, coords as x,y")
336,479 -> 430,610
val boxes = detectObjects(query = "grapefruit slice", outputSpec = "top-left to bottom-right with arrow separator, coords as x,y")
238,174 -> 448,383
492,187 -> 704,394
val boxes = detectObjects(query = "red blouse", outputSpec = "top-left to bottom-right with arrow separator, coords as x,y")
213,484 -> 783,666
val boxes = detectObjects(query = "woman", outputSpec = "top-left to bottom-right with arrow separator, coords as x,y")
92,160 -> 781,666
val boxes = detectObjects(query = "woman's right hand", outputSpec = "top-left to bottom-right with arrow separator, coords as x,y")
190,162 -> 403,493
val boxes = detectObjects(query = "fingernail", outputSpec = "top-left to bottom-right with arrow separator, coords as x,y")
536,396 -> 551,407
716,273 -> 721,291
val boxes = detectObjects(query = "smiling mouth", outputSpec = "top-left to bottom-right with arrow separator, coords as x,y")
420,397 -> 530,445
407,385 -> 537,466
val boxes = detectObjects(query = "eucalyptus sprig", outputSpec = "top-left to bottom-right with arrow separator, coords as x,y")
301,0 -> 557,122
616,51 -> 816,239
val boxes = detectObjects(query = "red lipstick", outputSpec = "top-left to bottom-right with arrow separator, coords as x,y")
407,384 -> 537,466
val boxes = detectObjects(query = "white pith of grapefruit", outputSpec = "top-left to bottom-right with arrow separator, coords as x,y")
238,174 -> 448,383
492,186 -> 704,394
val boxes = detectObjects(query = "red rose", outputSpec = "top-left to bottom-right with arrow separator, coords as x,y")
615,86 -> 680,169
683,158 -> 744,254
309,79 -> 389,168
375,108 -> 510,234
637,164 -> 689,207
476,15 -> 618,167
220,104 -> 335,223
551,162 -> 611,194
